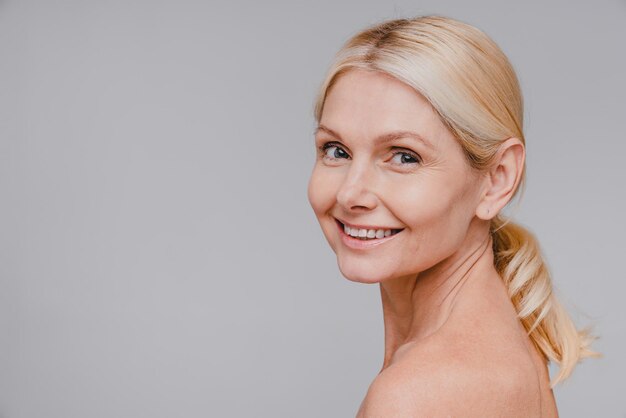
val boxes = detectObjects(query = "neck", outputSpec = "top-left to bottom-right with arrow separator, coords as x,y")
378,227 -> 496,371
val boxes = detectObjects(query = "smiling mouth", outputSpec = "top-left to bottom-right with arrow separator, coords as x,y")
335,219 -> 404,240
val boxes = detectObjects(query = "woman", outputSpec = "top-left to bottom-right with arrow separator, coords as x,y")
307,16 -> 599,417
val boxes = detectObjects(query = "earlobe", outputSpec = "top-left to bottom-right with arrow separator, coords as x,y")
475,137 -> 525,221
476,205 -> 494,221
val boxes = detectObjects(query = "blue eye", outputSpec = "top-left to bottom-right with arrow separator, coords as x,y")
390,151 -> 420,165
320,142 -> 349,160
317,142 -> 422,167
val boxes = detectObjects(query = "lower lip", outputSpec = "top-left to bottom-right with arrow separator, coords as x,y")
335,219 -> 403,250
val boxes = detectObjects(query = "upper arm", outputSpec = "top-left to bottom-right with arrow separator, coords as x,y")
359,361 -> 538,418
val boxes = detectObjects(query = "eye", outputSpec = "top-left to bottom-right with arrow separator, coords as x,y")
319,142 -> 349,160
389,150 -> 421,166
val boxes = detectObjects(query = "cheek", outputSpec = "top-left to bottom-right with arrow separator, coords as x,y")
388,179 -> 451,226
307,165 -> 338,216
388,174 -> 476,248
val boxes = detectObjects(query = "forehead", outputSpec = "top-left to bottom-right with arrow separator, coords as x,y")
319,69 -> 446,145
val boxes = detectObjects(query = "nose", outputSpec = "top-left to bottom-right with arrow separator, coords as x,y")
336,159 -> 378,212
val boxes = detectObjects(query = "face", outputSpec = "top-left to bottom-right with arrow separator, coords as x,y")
307,69 -> 487,284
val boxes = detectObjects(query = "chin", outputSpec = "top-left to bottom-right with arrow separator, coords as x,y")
337,261 -> 389,284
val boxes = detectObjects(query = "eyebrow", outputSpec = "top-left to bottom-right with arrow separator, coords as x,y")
314,124 -> 435,150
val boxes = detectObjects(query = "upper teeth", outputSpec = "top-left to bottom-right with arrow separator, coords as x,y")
343,224 -> 395,239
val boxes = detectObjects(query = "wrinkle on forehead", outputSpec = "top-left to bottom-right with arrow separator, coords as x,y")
320,69 -> 451,153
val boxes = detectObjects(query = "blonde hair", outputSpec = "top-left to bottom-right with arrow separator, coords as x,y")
313,15 -> 600,388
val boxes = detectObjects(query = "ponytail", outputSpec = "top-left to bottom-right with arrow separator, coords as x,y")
490,215 -> 600,387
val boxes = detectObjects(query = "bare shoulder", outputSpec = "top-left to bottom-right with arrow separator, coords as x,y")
358,336 -> 541,418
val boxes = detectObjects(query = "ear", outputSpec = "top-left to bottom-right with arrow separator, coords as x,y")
475,137 -> 525,220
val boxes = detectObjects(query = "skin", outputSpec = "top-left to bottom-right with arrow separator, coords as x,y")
307,69 -> 558,417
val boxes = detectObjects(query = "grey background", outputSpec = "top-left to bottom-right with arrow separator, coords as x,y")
1,0 -> 624,417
